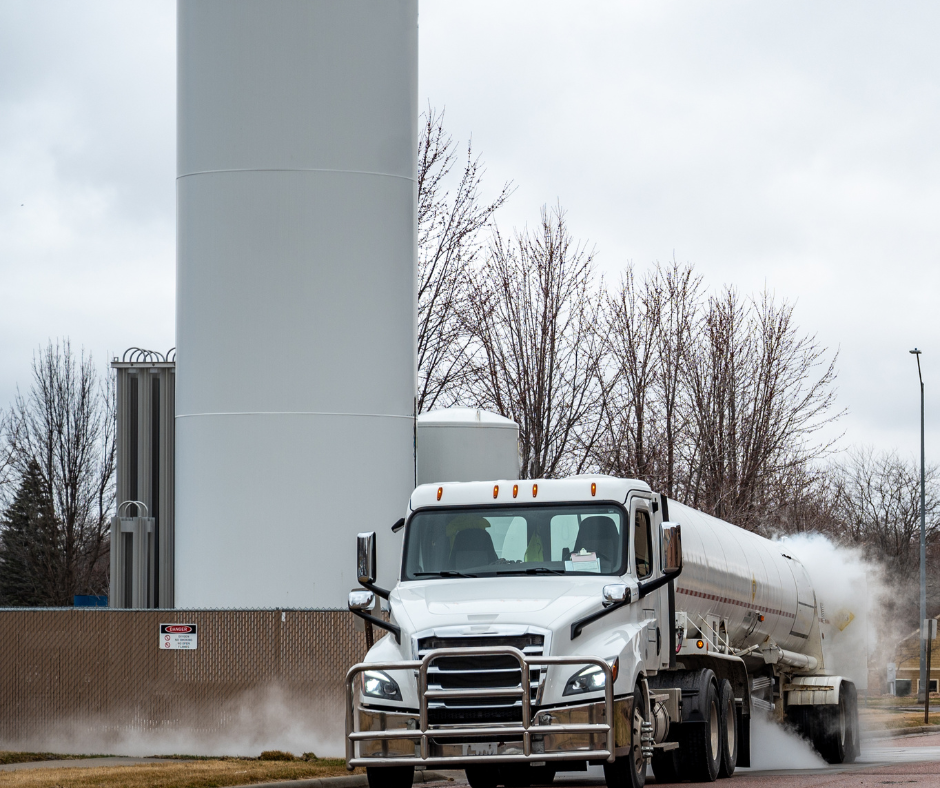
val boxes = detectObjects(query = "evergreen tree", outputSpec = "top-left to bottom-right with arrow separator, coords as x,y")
0,459 -> 59,606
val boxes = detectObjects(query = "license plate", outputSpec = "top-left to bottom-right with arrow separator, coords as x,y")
463,742 -> 498,756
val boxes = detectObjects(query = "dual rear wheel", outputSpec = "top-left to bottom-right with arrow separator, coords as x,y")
650,675 -> 737,783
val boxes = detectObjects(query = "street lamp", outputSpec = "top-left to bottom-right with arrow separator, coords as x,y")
910,348 -> 927,703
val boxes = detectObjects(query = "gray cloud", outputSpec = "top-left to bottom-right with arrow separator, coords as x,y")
0,0 -> 936,466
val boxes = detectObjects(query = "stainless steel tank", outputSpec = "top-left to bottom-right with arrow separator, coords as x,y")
670,500 -> 822,661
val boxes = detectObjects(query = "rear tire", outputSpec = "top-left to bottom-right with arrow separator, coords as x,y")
786,682 -> 860,765
717,679 -> 738,778
603,684 -> 647,788
367,765 -> 414,788
817,687 -> 858,764
682,679 -> 721,782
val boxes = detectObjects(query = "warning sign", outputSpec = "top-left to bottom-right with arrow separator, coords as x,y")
160,623 -> 198,650
833,609 -> 855,632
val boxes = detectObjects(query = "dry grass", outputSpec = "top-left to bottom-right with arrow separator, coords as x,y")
860,702 -> 940,730
0,755 -> 102,766
0,757 -> 359,788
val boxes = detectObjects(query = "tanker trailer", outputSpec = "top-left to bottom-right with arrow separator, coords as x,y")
343,476 -> 860,788
648,499 -> 860,782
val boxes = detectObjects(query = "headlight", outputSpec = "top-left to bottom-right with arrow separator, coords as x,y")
563,657 -> 619,696
361,669 -> 402,702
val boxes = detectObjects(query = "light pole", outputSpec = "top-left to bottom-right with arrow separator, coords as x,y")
910,348 -> 927,703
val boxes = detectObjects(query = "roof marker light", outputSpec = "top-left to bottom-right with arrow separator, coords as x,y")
436,487 -> 443,501
532,483 -> 538,498
493,485 -> 499,499
591,482 -> 597,497
513,484 -> 519,499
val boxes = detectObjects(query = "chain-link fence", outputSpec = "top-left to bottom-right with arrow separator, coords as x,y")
0,609 -> 367,755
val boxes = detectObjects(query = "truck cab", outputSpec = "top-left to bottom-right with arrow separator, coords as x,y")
345,477 -> 681,788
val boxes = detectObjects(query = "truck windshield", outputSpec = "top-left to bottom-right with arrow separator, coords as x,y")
402,505 -> 626,580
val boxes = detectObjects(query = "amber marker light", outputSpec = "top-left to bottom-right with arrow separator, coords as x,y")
696,640 -> 705,650
591,482 -> 597,497
436,487 -> 443,501
493,485 -> 499,499
512,484 -> 519,498
532,483 -> 538,498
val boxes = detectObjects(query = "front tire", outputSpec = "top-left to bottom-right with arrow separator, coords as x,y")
367,765 -> 414,788
465,766 -> 500,788
603,684 -> 646,788
529,765 -> 557,785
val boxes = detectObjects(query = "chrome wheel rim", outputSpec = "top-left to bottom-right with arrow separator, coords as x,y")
838,697 -> 847,746
725,695 -> 735,757
709,698 -> 720,759
633,701 -> 644,774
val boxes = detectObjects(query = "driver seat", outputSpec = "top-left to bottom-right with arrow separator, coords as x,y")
573,516 -> 619,572
450,528 -> 498,571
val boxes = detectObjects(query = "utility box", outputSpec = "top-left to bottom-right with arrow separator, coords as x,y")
110,349 -> 175,608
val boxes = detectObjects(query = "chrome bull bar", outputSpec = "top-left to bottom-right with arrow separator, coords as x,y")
345,646 -> 615,769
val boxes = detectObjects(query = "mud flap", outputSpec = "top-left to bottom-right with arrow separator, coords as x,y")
737,706 -> 750,767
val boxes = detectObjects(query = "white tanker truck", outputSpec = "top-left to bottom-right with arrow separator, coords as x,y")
345,476 -> 860,788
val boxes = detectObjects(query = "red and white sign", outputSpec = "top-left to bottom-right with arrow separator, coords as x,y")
160,623 -> 198,650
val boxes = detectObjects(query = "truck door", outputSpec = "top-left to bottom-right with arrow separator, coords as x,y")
630,497 -> 667,672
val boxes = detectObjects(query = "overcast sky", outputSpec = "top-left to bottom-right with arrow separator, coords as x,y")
1,1 -> 937,467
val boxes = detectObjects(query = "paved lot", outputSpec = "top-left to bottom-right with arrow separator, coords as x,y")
423,732 -> 940,788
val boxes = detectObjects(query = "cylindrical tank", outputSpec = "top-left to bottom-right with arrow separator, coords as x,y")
669,500 -> 822,660
175,1 -> 418,608
416,408 -> 519,485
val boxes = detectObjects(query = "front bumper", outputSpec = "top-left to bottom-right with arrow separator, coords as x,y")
345,646 -> 633,769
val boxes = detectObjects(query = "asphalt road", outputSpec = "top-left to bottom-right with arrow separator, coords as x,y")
424,732 -> 940,788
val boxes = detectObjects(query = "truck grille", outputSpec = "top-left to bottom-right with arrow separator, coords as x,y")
417,634 -> 544,725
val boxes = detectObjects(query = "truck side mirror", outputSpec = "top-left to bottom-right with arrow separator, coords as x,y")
603,583 -> 631,607
661,522 -> 682,574
348,589 -> 375,611
357,532 -> 377,585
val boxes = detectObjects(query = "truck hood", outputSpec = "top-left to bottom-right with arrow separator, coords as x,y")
392,576 -> 610,642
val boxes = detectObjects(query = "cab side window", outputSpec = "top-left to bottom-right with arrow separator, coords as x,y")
634,511 -> 653,579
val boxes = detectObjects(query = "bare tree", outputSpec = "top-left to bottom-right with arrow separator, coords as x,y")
417,106 -> 512,413
653,263 -> 702,498
0,341 -> 115,604
681,289 -> 842,530
595,261 -> 701,495
828,447 -> 939,570
466,204 -> 606,478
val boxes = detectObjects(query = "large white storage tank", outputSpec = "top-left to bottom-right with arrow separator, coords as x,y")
175,1 -> 418,608
417,408 -> 519,484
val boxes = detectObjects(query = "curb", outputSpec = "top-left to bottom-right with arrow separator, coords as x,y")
863,724 -> 940,740
223,769 -> 455,788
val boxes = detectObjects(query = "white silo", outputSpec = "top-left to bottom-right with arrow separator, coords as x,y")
417,408 -> 520,484
175,1 -> 418,608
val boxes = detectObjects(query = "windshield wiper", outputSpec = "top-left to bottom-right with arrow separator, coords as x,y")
496,567 -> 566,576
413,570 -> 478,579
